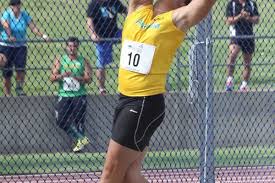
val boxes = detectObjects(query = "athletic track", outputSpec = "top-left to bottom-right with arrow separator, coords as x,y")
1,166 -> 274,183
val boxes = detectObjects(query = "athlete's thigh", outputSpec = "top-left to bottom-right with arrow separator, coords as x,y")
112,94 -> 165,152
229,40 -> 241,56
112,101 -> 143,150
134,95 -> 165,148
14,46 -> 27,72
55,97 -> 73,127
124,147 -> 148,180
240,39 -> 255,55
104,139 -> 146,173
95,42 -> 112,67
0,53 -> 7,66
1,46 -> 14,78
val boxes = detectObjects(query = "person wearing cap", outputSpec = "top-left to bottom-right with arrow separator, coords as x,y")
0,0 -> 50,96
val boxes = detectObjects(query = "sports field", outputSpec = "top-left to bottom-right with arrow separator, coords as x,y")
0,0 -> 274,95
0,1 -> 274,182
1,167 -> 274,183
0,146 -> 273,175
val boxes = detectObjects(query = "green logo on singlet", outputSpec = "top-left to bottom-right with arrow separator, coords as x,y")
136,19 -> 160,29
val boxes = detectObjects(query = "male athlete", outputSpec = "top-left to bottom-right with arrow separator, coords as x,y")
99,0 -> 216,182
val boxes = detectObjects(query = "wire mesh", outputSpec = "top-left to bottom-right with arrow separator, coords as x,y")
0,0 -> 274,182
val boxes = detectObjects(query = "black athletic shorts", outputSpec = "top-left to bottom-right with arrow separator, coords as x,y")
230,38 -> 255,54
112,93 -> 165,151
0,45 -> 27,78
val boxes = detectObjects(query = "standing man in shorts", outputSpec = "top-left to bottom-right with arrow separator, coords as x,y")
0,0 -> 49,96
50,37 -> 92,152
99,0 -> 216,182
86,0 -> 127,95
225,0 -> 260,92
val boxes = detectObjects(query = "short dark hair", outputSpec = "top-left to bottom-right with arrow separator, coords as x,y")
185,0 -> 192,5
9,0 -> 21,6
66,37 -> 80,46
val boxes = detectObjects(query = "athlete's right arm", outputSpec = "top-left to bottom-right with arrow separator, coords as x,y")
226,13 -> 243,25
50,57 -> 71,82
50,58 -> 62,82
173,0 -> 216,32
86,1 -> 100,41
1,20 -> 16,42
86,17 -> 100,42
128,0 -> 152,15
1,11 -> 16,42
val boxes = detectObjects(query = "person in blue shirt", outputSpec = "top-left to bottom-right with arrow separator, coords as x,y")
0,0 -> 49,96
86,0 -> 127,95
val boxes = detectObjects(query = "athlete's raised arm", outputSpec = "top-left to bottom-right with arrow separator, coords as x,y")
173,0 -> 216,32
128,0 -> 152,15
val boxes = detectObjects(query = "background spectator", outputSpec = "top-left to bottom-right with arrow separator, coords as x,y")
86,0 -> 127,95
225,0 -> 260,92
0,0 -> 49,96
50,37 -> 92,152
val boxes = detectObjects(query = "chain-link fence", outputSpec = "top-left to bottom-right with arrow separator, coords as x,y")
0,0 -> 274,182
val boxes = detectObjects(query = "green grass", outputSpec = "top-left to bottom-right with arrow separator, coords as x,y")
0,0 -> 274,95
0,146 -> 273,175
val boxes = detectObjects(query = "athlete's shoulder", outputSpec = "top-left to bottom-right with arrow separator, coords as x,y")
88,0 -> 97,5
248,0 -> 257,6
60,55 -> 68,61
2,8 -> 10,14
77,55 -> 85,61
21,10 -> 31,19
226,0 -> 233,8
228,0 -> 236,5
228,0 -> 238,5
1,8 -> 11,19
87,0 -> 99,9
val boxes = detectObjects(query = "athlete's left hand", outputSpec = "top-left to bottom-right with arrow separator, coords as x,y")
73,76 -> 85,84
242,11 -> 250,18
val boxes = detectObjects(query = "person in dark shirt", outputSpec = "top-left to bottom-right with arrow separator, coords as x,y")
225,0 -> 260,92
86,0 -> 127,95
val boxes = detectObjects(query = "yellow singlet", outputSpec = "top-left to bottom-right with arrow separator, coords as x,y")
118,5 -> 186,96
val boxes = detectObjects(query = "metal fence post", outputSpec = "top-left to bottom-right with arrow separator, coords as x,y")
193,12 -> 215,183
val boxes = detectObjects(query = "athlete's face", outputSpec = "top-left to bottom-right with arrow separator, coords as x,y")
11,4 -> 21,15
66,42 -> 79,56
